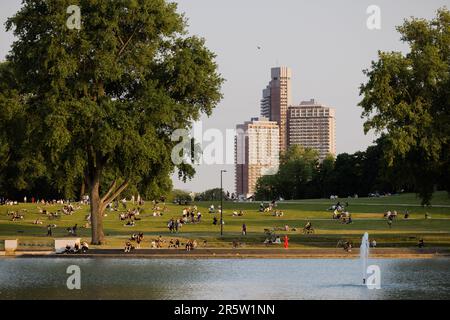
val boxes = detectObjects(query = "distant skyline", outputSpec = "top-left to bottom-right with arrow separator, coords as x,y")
1,0 -> 448,193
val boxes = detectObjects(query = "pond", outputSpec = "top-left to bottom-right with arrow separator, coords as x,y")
0,258 -> 449,299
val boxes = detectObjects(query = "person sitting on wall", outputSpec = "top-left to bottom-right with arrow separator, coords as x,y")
81,241 -> 89,253
124,241 -> 134,253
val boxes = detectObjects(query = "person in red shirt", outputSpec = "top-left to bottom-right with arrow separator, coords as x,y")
284,235 -> 289,249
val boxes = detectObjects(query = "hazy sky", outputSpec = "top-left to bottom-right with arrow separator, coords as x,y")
1,0 -> 448,193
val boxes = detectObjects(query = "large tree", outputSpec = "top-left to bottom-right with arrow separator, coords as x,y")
359,8 -> 450,205
2,0 -> 223,243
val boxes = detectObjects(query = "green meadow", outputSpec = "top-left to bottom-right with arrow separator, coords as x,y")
1,192 -> 449,251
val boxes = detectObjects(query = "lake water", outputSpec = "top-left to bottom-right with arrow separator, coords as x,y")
0,258 -> 449,299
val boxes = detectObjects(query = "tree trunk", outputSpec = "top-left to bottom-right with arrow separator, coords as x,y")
89,172 -> 105,245
79,178 -> 85,200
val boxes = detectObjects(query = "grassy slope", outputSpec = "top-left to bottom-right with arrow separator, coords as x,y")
0,191 -> 449,250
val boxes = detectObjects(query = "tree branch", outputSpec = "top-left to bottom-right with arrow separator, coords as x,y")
115,30 -> 125,46
117,26 -> 140,58
100,179 -> 117,203
101,180 -> 129,210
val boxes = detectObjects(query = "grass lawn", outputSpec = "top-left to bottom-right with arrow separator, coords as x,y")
1,191 -> 449,250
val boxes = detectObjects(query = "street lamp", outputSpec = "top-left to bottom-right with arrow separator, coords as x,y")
220,169 -> 227,236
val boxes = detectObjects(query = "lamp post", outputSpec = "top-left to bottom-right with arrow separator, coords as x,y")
220,169 -> 227,236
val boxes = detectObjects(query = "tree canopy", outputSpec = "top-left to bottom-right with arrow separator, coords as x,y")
359,7 -> 450,205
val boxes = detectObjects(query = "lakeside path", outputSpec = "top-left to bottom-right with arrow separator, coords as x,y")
3,248 -> 450,259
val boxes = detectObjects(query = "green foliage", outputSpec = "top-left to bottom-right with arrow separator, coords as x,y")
194,188 -> 227,201
359,7 -> 450,205
254,140 -> 414,201
0,0 -> 223,242
168,189 -> 192,203
255,145 -> 320,200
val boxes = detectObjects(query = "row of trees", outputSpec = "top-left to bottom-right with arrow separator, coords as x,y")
254,140 -> 410,201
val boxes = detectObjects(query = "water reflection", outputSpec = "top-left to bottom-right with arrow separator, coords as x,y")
0,258 -> 449,300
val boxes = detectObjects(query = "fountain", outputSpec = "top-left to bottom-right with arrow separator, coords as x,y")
360,232 -> 370,284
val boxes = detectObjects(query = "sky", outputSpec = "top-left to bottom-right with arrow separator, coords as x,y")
1,0 -> 448,193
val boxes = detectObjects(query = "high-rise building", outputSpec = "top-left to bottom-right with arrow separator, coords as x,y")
235,117 -> 280,197
260,67 -> 292,153
287,99 -> 336,161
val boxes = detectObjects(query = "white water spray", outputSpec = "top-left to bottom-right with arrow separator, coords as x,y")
360,232 -> 370,284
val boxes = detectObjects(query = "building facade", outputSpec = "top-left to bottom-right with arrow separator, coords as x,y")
260,67 -> 292,153
287,99 -> 336,161
235,117 -> 280,197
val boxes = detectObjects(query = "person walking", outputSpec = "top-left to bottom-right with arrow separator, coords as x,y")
284,235 -> 289,249
242,223 -> 247,236
47,225 -> 52,237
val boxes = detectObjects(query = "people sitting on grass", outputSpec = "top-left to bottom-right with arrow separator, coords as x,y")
273,210 -> 284,217
347,215 -> 353,224
81,241 -> 89,253
232,241 -> 242,248
232,210 -> 244,217
418,238 -> 425,248
62,204 -> 75,215
264,235 -> 282,244
338,212 -> 352,224
124,220 -> 135,227
343,241 -> 352,252
384,210 -> 397,220
303,221 -> 314,234
259,202 -> 265,212
208,204 -> 215,213
33,218 -> 43,225
10,211 -> 24,221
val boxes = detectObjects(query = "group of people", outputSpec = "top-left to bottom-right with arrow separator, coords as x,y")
38,203 -> 82,219
165,206 -> 203,233
123,234 -> 203,251
232,210 -> 244,217
0,199 -> 19,205
63,241 -> 89,254
129,232 -> 144,248
8,210 -> 25,221
272,210 -> 284,217
62,204 -> 77,215
329,201 -> 353,224
119,207 -> 142,222
167,218 -> 182,233
259,200 -> 277,213
384,210 -> 399,228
